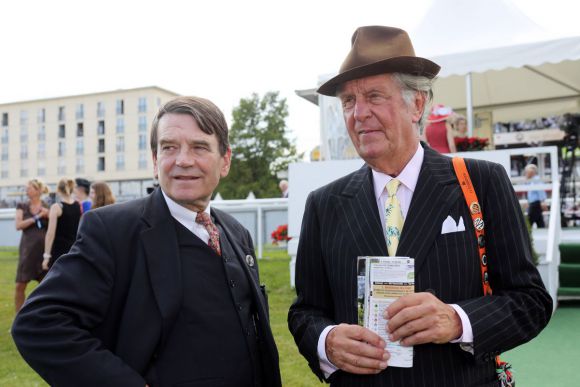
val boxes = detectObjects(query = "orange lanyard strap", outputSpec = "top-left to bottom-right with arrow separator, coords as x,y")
452,157 -> 492,296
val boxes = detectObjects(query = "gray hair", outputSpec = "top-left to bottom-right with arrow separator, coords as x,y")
391,72 -> 434,130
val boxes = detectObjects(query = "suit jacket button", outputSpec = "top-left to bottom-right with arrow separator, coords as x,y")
230,279 -> 236,288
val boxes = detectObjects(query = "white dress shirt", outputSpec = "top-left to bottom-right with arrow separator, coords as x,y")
316,144 -> 474,378
162,190 -> 212,243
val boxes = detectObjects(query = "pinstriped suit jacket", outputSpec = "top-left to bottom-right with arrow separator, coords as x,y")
288,145 -> 552,387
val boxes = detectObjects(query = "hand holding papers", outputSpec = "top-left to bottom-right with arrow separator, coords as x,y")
357,256 -> 415,368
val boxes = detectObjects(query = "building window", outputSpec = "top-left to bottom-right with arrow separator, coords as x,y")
20,160 -> 28,177
58,106 -> 65,121
77,122 -> 84,137
20,144 -> 28,159
98,138 -> 105,153
76,138 -> 84,155
97,120 -> 105,135
116,117 -> 124,133
116,154 -> 125,170
37,162 -> 46,177
138,97 -> 147,113
97,102 -> 105,118
20,110 -> 28,126
138,151 -> 148,169
98,156 -> 105,171
58,140 -> 66,157
38,142 -> 46,159
59,124 -> 66,138
139,116 -> 147,132
1,144 -> 8,160
1,127 -> 8,144
138,133 -> 147,150
20,127 -> 28,143
37,108 -> 45,124
76,157 -> 84,174
58,159 -> 66,175
37,125 -> 46,141
116,99 -> 124,115
116,136 -> 125,152
76,104 -> 84,120
1,112 -> 8,126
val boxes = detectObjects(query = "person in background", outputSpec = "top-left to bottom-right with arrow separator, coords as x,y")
43,178 -> 82,270
424,104 -> 456,153
525,164 -> 548,228
74,178 -> 92,213
451,114 -> 468,139
89,181 -> 116,209
14,179 -> 49,312
279,179 -> 289,198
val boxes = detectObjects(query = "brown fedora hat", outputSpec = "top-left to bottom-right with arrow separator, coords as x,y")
318,26 -> 440,96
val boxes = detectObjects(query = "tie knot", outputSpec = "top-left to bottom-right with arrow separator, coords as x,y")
195,211 -> 212,227
386,179 -> 401,197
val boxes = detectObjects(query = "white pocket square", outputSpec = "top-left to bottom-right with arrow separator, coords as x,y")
441,215 -> 466,234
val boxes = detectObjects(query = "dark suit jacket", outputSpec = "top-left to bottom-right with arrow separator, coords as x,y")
12,188 -> 281,387
288,146 -> 552,386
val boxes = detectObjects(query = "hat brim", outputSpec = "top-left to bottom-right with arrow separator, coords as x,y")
317,56 -> 440,96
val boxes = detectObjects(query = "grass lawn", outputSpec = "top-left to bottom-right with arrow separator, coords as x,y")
0,246 -> 319,386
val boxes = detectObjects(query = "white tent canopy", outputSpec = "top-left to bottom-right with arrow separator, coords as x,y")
429,36 -> 580,134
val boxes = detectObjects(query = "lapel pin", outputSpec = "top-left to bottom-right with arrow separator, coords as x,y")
245,254 -> 255,267
473,217 -> 484,230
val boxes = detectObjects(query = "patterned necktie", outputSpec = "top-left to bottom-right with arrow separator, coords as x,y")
195,211 -> 221,256
385,179 -> 404,256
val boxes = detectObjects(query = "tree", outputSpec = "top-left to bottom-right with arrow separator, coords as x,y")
218,91 -> 301,199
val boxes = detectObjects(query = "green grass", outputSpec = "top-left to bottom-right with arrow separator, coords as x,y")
4,245 -> 577,386
0,246 -> 319,386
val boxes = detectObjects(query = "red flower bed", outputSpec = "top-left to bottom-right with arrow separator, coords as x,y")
455,136 -> 489,151
271,224 -> 291,245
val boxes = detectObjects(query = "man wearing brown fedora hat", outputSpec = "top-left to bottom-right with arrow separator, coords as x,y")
289,26 -> 551,386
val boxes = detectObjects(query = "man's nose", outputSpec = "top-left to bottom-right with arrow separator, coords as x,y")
353,100 -> 371,122
175,148 -> 195,167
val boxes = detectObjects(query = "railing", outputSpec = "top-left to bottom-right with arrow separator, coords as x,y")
0,199 -> 289,260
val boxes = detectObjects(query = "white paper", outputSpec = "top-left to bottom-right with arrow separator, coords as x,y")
357,256 -> 414,368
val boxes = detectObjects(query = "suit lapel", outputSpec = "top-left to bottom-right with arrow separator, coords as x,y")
140,189 -> 182,329
398,146 -> 461,274
339,165 -> 389,256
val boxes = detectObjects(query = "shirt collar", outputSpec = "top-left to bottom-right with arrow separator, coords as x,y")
372,143 -> 424,197
161,190 -> 211,225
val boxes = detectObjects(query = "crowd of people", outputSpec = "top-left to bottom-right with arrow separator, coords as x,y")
13,177 -> 115,312
10,25 -> 552,387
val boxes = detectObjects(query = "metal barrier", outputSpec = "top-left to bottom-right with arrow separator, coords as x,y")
0,199 -> 289,259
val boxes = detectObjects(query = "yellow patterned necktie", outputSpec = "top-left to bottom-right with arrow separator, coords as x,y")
385,179 -> 404,256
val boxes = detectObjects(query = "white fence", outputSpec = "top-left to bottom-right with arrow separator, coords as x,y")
0,198 -> 289,259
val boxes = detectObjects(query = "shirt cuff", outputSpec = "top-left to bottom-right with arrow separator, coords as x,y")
317,325 -> 339,378
449,304 -> 474,354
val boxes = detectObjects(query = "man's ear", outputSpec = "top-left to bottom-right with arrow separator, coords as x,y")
412,92 -> 427,123
152,151 -> 158,179
220,147 -> 232,178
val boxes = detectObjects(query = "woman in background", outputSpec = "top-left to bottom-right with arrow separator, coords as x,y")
425,104 -> 457,153
43,178 -> 82,270
14,179 -> 49,312
90,181 -> 116,209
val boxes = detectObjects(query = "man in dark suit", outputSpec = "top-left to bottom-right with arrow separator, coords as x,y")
12,96 -> 281,387
288,26 -> 552,386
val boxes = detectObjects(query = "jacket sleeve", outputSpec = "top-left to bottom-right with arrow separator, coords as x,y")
288,191 -> 336,380
457,161 -> 553,361
11,210 -> 146,387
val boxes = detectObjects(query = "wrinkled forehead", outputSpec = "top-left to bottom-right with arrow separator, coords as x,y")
336,73 -> 396,97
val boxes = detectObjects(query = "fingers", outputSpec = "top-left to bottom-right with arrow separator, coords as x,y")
385,292 -> 462,346
326,324 -> 390,374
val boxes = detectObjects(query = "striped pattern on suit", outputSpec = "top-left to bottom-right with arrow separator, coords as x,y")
288,145 -> 552,387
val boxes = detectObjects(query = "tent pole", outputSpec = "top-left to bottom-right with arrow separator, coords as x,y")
466,72 -> 474,137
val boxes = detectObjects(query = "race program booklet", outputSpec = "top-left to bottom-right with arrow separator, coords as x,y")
357,256 -> 415,368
